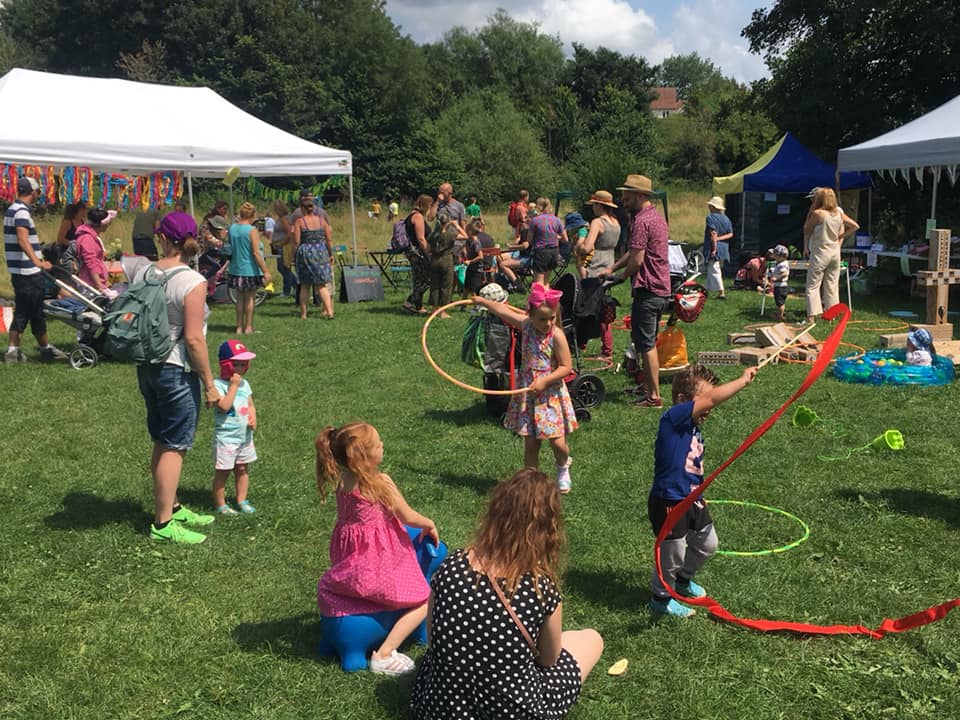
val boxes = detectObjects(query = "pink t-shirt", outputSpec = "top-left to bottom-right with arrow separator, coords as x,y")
629,204 -> 671,297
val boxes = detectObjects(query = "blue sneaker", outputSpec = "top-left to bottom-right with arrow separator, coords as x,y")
649,597 -> 696,618
675,578 -> 706,599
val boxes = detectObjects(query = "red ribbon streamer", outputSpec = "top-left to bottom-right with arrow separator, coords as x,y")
654,303 -> 960,638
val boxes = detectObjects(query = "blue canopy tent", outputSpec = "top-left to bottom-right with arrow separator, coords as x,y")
713,132 -> 872,260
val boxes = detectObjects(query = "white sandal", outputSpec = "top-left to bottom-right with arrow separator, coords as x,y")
369,650 -> 415,676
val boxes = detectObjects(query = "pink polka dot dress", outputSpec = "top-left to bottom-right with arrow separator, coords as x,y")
317,489 -> 430,617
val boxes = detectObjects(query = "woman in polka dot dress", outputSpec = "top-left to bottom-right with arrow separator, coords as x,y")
411,468 -> 603,719
472,283 -> 579,494
315,423 -> 440,675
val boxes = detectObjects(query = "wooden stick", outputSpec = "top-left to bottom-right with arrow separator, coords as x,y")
756,322 -> 818,369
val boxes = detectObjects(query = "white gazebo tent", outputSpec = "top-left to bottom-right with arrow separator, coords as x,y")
0,68 -> 358,260
837,93 -> 960,222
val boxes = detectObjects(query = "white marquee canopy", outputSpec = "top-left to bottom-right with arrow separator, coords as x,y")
0,68 -> 357,254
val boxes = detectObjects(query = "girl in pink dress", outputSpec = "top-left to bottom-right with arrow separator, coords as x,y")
315,422 -> 439,675
473,282 -> 578,493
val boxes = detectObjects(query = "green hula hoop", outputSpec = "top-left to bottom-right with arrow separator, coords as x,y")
707,499 -> 810,557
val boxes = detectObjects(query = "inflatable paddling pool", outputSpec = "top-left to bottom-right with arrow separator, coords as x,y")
834,348 -> 954,386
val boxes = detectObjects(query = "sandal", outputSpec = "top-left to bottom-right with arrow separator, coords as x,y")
236,500 -> 257,514
369,650 -> 416,676
215,504 -> 238,515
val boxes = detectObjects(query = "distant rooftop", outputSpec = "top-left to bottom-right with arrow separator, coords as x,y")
650,87 -> 682,112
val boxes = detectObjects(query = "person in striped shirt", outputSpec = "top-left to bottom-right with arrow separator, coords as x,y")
4,177 -> 67,363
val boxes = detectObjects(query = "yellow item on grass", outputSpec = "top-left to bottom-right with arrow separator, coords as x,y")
607,658 -> 629,676
656,325 -> 688,369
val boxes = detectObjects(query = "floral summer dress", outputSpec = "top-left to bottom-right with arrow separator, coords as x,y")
504,319 -> 578,439
295,224 -> 333,285
316,488 -> 430,617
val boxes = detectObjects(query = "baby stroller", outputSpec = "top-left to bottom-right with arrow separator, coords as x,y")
551,272 -> 613,421
461,293 -> 522,421
41,262 -> 120,369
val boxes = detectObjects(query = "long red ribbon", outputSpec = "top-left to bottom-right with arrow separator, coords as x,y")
654,303 -> 960,637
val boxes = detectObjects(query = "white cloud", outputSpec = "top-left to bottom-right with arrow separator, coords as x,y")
385,0 -> 768,83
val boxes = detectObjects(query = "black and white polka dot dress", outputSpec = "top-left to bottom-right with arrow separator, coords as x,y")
410,549 -> 582,719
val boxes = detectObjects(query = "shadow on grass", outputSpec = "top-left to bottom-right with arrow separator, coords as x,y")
424,405 -> 498,427
835,487 -> 960,528
232,612 -> 322,662
375,672 -> 417,719
43,491 -> 147,531
171,486 -> 216,509
564,568 -> 649,611
395,460 -> 497,495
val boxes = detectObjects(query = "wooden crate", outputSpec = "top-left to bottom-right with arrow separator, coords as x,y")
910,323 -> 954,341
697,351 -> 741,366
726,332 -> 757,345
754,323 -> 815,348
934,340 -> 960,365
736,347 -> 779,366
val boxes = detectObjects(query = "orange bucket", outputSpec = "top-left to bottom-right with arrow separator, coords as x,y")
623,314 -> 631,330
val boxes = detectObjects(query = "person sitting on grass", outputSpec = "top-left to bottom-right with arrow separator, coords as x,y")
211,340 -> 259,515
411,468 -> 603,719
315,423 -> 440,675
648,363 -> 756,617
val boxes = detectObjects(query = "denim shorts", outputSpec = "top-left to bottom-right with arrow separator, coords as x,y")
631,289 -> 671,353
137,363 -> 201,451
531,247 -> 559,274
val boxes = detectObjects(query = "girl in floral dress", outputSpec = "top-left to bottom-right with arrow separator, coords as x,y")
315,423 -> 440,675
473,283 -> 578,493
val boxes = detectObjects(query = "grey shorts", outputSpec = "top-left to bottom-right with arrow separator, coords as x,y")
630,289 -> 671,353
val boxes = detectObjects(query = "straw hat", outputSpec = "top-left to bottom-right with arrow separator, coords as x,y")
587,190 -> 618,208
707,195 -> 726,211
616,174 -> 654,194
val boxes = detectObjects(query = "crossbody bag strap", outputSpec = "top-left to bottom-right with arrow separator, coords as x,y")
486,572 -> 538,656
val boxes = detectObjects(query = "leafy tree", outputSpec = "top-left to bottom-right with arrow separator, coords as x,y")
565,43 -> 657,113
657,53 -> 726,100
430,90 -> 556,202
743,0 -> 960,154
657,115 -> 718,181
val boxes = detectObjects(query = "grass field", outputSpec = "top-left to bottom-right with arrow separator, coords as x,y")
2,199 -> 960,718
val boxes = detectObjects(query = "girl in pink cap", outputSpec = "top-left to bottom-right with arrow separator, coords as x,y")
211,339 -> 260,514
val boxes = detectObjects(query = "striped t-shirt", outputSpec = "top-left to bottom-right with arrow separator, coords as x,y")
3,200 -> 40,276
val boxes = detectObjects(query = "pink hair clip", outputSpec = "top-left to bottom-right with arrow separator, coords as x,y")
528,282 -> 562,311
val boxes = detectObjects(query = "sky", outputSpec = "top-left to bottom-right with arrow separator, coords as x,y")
384,0 -> 770,84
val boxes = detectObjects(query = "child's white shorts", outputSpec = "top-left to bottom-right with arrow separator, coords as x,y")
214,438 -> 258,470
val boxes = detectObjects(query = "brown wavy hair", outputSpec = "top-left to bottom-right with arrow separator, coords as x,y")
471,468 -> 566,596
315,423 -> 396,509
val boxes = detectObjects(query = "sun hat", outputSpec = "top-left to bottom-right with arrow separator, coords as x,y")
773,244 -> 789,257
587,190 -> 618,208
218,339 -> 256,363
616,174 -> 654,194
17,176 -> 39,194
564,212 -> 588,232
209,215 -> 229,231
707,195 -> 726,211
907,328 -> 933,352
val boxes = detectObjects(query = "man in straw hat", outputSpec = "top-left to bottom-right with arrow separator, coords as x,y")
704,195 -> 733,300
600,174 -> 671,408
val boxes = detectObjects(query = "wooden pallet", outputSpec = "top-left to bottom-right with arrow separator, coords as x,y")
697,351 -> 740,366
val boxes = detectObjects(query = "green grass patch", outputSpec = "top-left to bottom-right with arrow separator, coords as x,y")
1,268 -> 959,718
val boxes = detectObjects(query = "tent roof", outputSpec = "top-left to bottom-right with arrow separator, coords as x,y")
0,68 -> 352,178
713,132 -> 870,195
837,94 -> 960,172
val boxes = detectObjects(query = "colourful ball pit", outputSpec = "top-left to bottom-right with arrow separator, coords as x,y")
834,348 -> 955,386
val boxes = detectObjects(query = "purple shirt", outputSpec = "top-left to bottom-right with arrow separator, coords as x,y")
529,213 -> 564,249
629,204 -> 671,297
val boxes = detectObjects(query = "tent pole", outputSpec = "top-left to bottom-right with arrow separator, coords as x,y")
740,192 -> 746,257
348,174 -> 358,267
930,167 -> 939,224
868,185 -> 873,238
187,173 -> 195,217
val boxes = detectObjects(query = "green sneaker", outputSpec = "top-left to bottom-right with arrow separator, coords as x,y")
171,505 -> 215,527
151,521 -> 206,544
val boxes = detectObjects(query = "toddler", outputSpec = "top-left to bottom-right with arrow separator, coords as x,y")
648,364 -> 756,617
212,339 -> 259,514
905,328 -> 935,366
763,244 -> 791,321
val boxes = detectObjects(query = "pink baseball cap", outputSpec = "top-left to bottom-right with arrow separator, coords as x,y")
218,339 -> 256,363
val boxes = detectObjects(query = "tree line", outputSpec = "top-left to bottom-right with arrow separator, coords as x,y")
1,0 -> 958,227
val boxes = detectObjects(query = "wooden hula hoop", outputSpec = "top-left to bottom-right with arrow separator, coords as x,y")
420,299 -> 533,396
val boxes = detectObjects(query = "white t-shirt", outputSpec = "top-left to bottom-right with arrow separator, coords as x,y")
133,264 -> 208,368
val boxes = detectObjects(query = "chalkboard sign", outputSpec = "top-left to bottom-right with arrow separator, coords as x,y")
339,266 -> 385,303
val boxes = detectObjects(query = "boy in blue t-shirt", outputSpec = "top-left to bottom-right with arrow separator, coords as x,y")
648,363 -> 757,617
212,340 -> 259,515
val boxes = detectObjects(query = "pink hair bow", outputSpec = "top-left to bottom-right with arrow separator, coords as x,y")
528,282 -> 562,310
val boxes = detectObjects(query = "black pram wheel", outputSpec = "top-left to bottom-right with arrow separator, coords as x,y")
574,406 -> 592,423
69,345 -> 98,370
570,374 -> 605,409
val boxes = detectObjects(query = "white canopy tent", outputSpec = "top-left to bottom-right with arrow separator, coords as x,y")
0,68 -> 358,259
837,94 -> 960,220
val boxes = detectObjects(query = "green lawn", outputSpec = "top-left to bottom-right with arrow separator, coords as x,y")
1,276 -> 959,719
